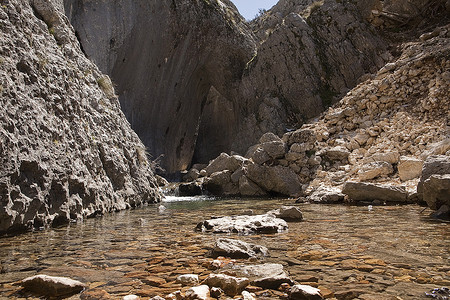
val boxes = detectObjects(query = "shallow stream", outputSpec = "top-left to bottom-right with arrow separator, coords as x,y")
0,197 -> 449,299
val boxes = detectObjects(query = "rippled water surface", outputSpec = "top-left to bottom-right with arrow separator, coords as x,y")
0,198 -> 449,299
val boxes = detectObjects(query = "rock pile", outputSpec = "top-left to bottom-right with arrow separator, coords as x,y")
183,25 -> 449,213
0,0 -> 161,234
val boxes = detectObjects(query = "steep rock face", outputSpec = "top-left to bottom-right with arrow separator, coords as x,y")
64,0 -> 256,174
232,0 -> 389,152
64,0 -> 390,174
0,0 -> 161,233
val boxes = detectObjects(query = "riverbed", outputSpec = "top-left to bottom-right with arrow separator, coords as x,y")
0,197 -> 448,299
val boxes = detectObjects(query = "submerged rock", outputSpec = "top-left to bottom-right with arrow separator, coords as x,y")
196,214 -> 288,234
205,274 -> 249,297
211,238 -> 269,259
20,275 -> 86,297
289,284 -> 324,300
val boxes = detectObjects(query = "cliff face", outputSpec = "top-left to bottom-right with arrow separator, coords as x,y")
64,0 -> 390,174
0,0 -> 161,234
64,0 -> 256,174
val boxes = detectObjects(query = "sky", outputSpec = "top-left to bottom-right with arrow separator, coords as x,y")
230,0 -> 279,20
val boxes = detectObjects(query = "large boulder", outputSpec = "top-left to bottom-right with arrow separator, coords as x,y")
307,186 -> 345,203
211,238 -> 269,259
20,275 -> 86,297
246,164 -> 302,196
417,155 -> 450,202
203,170 -> 239,196
422,174 -> 450,210
357,161 -> 394,181
196,214 -> 288,234
342,182 -> 408,203
238,176 -> 268,197
204,153 -> 246,176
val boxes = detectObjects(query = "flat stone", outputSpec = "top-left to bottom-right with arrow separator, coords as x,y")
342,182 -> 408,203
196,214 -> 288,234
20,274 -> 86,297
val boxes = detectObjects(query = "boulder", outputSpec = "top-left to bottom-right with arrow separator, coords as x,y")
211,238 -> 269,259
185,285 -> 210,300
246,146 -> 271,165
357,161 -> 393,181
259,132 -> 282,143
307,186 -> 345,203
203,170 -> 239,196
178,182 -> 203,196
422,174 -> 450,210
342,182 -> 408,203
289,284 -> 324,300
205,274 -> 249,297
246,164 -> 302,196
320,146 -> 350,161
417,155 -> 450,201
204,153 -> 246,176
238,176 -> 268,197
268,206 -> 303,222
183,169 -> 200,182
398,156 -> 423,181
176,274 -> 199,286
196,214 -> 288,234
260,141 -> 287,159
20,275 -> 86,297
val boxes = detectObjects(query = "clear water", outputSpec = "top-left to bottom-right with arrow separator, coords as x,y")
0,197 -> 448,299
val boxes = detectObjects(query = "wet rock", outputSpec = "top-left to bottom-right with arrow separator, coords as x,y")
246,164 -> 302,196
155,175 -> 169,187
418,155 -> 450,204
205,274 -> 250,296
430,204 -> 450,221
425,287 -> 450,299
210,287 -> 223,298
20,274 -> 86,297
423,174 -> 450,210
226,263 -> 293,290
176,274 -> 199,286
342,182 -> 408,203
398,156 -> 423,181
178,182 -> 203,196
289,284 -> 323,300
185,285 -> 210,300
268,206 -> 303,222
211,238 -> 269,259
196,214 -> 288,234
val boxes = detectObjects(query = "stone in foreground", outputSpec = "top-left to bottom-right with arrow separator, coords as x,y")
185,285 -> 210,300
289,284 -> 324,300
176,274 -> 199,286
196,214 -> 288,234
423,174 -> 450,210
20,275 -> 86,297
342,182 -> 408,203
211,238 -> 269,259
205,274 -> 249,296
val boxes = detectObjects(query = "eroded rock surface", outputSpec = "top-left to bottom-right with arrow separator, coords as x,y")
196,214 -> 288,234
0,0 -> 161,234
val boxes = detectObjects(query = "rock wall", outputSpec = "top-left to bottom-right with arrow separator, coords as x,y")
0,0 -> 161,234
182,25 -> 450,204
63,0 -> 390,174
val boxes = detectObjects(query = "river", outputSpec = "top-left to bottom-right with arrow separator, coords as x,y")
0,197 -> 448,299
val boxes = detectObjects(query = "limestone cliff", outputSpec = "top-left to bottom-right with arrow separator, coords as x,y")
65,0 -> 390,174
0,0 -> 161,234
